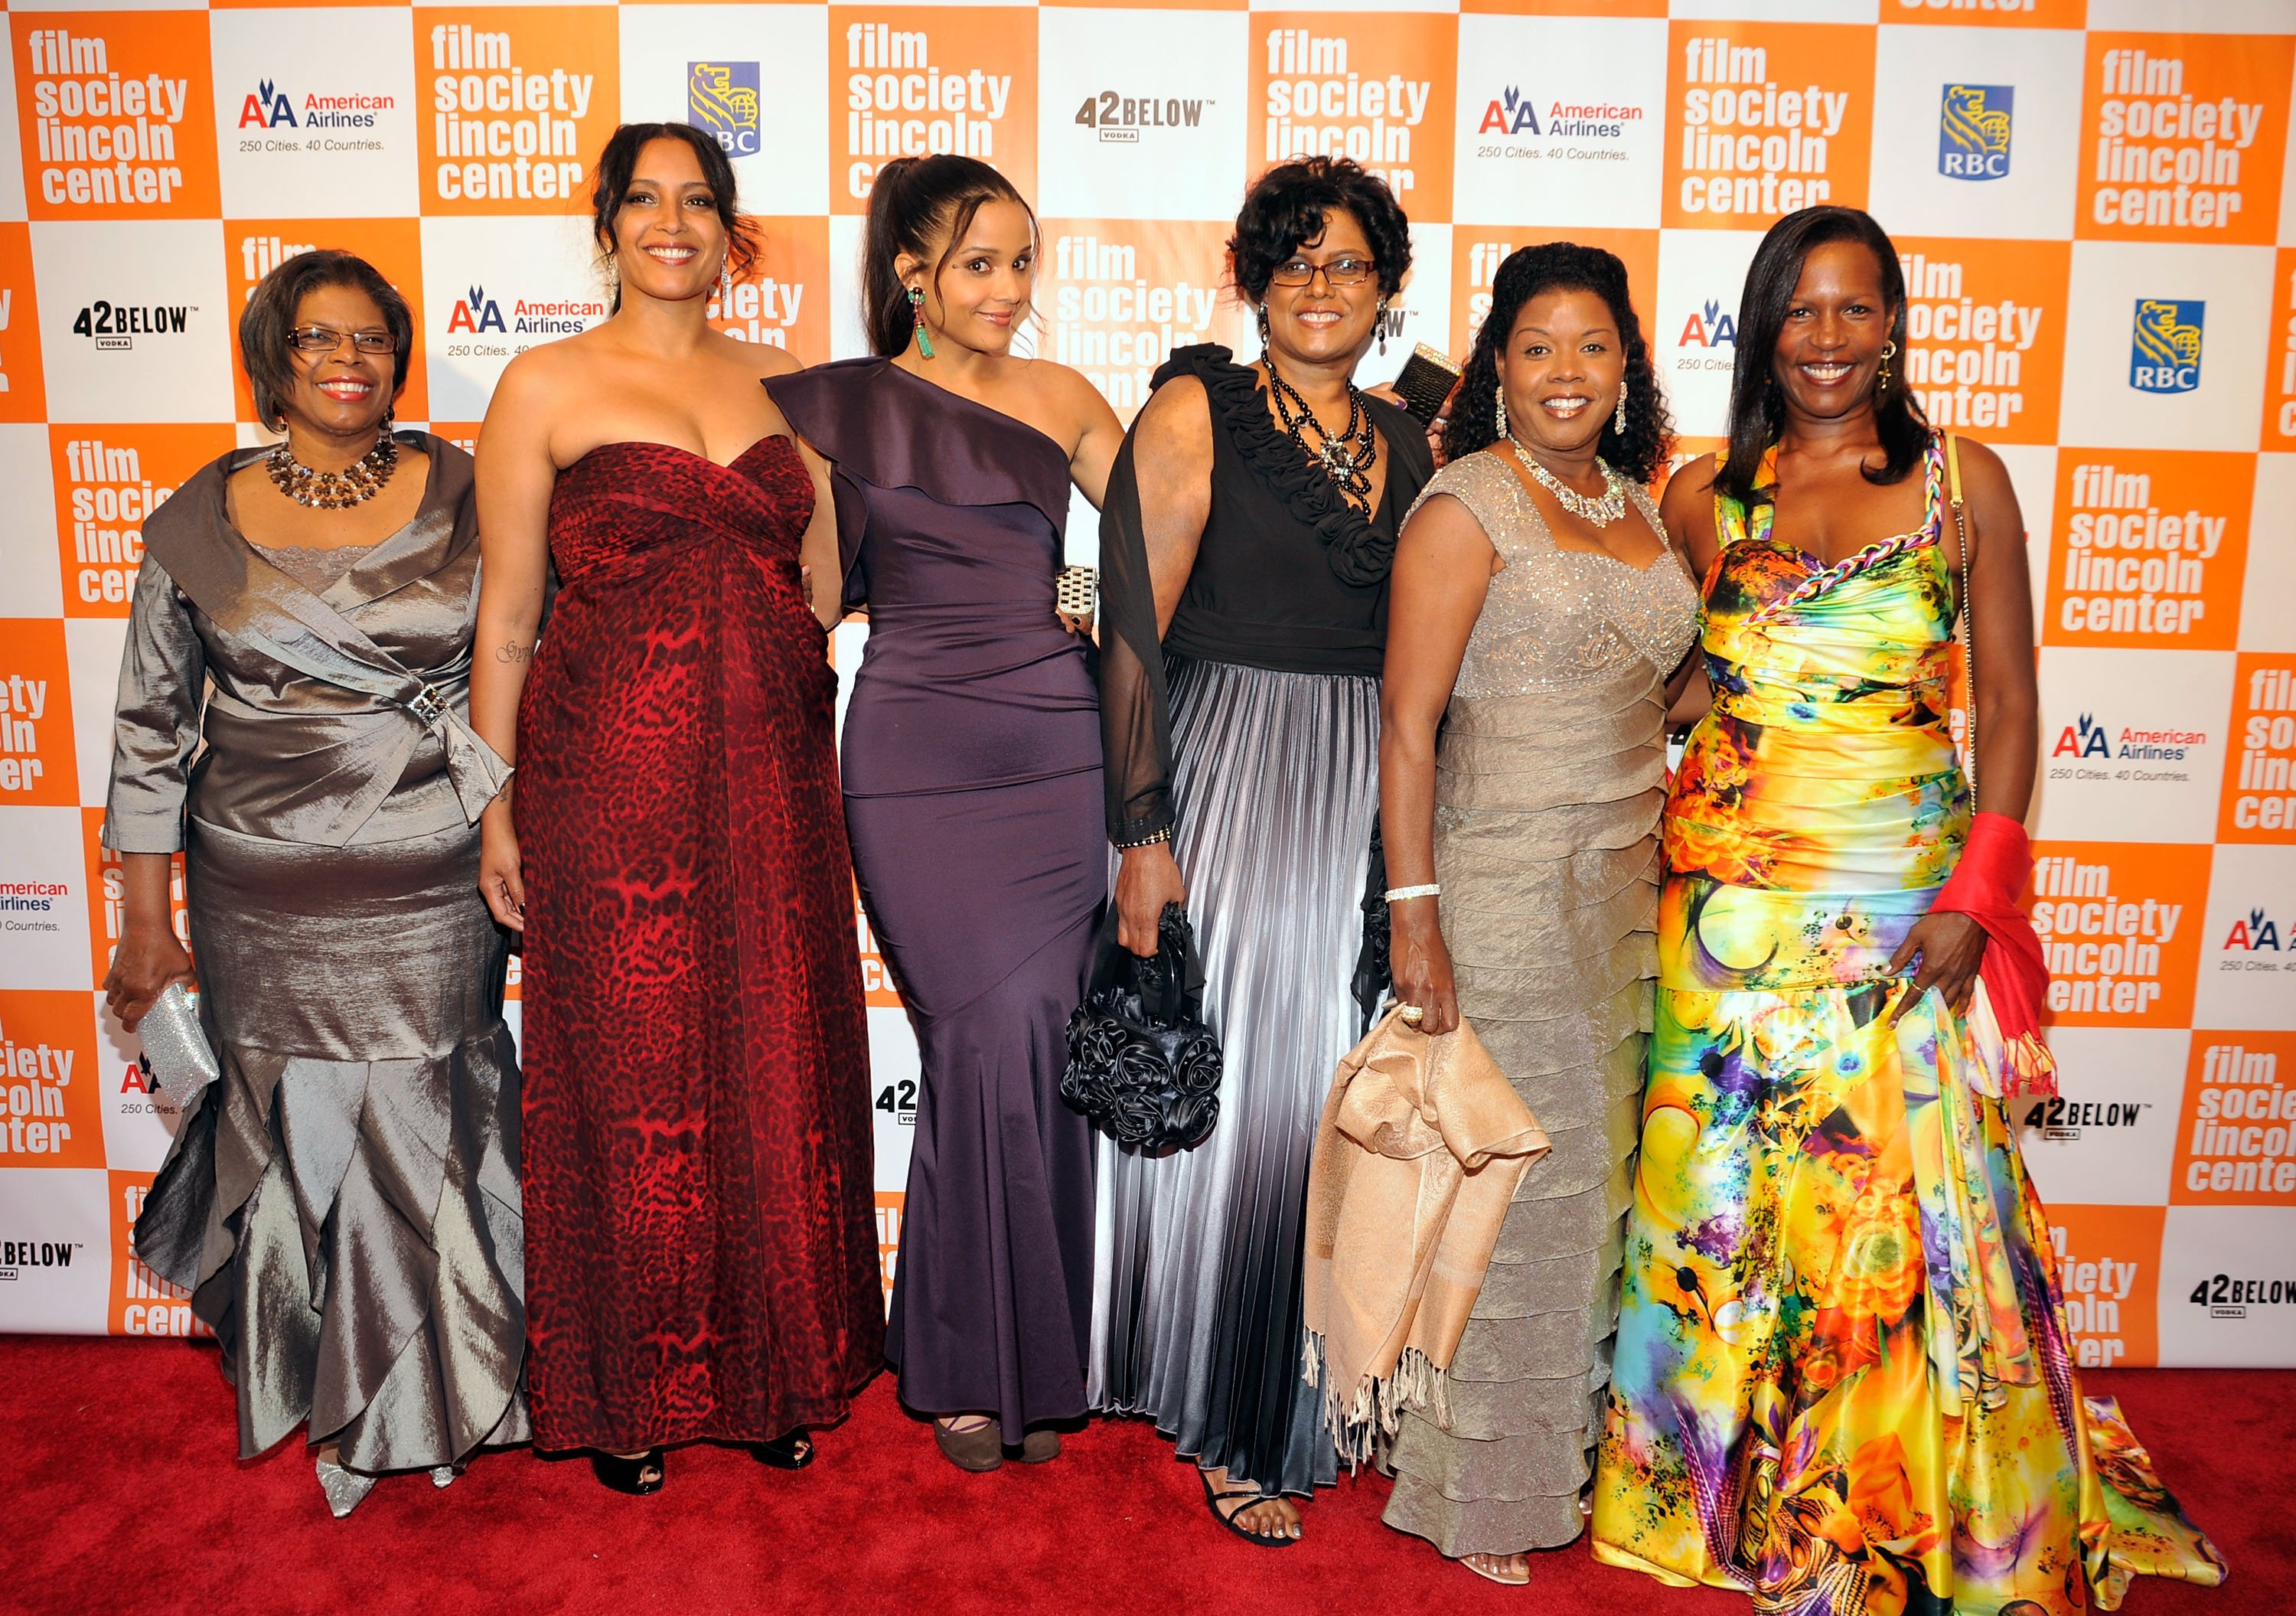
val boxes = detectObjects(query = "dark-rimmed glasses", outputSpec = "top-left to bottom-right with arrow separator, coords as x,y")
289,325 -> 397,355
1269,256 -> 1375,288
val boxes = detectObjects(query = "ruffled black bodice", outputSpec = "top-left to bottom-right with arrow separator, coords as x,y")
1094,344 -> 1433,844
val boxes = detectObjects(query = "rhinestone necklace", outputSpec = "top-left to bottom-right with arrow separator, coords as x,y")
1508,437 -> 1626,527
1267,365 -> 1377,510
267,430 -> 399,510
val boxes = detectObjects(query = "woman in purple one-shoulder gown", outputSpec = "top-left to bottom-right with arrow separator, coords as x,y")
768,155 -> 1123,1470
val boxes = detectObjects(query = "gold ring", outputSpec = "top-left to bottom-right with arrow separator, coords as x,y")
1398,1004 -> 1425,1026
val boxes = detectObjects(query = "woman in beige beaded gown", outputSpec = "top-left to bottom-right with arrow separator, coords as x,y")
1375,243 -> 1699,1586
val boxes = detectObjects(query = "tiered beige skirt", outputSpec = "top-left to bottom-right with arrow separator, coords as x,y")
1378,665 -> 1665,1556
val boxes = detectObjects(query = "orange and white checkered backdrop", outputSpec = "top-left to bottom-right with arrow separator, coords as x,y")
1,0 -> 2291,1365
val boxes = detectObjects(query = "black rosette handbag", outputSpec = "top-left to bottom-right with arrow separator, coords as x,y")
1062,902 -> 1224,1152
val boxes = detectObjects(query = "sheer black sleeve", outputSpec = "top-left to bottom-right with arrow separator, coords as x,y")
1096,422 -> 1176,847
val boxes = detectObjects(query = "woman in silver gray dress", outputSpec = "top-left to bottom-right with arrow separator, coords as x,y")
105,250 -> 526,1518
1377,244 -> 1699,1585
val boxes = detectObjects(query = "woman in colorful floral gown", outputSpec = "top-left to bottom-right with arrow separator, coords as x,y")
1592,206 -> 2225,1614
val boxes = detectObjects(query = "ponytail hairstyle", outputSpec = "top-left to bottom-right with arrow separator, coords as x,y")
1718,204 -> 1929,507
1442,241 -> 1668,485
588,122 -> 758,313
861,155 -> 1035,357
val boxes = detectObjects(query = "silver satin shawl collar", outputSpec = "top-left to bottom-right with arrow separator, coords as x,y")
145,434 -> 510,846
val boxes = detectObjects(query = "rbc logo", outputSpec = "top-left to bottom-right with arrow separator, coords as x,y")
690,62 -> 762,158
239,79 -> 297,130
1939,85 -> 2011,181
2131,299 -> 2203,394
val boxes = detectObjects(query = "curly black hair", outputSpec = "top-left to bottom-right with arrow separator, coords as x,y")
1442,242 -> 1668,485
588,122 -> 759,312
1719,205 -> 1929,508
1228,156 -> 1411,304
238,250 -> 413,433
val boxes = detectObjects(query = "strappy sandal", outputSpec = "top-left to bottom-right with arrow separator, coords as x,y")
1461,1553 -> 1531,1586
589,1448 -> 665,1495
1199,1469 -> 1295,1548
752,1432 -> 814,1470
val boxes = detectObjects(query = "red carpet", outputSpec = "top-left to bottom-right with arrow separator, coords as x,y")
2,1337 -> 2284,1614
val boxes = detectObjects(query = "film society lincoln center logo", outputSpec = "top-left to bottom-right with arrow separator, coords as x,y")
2132,299 -> 2203,394
18,18 -> 218,216
1939,84 -> 2012,181
690,62 -> 760,158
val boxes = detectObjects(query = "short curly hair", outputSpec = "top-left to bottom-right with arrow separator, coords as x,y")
1228,156 -> 1411,304
238,250 -> 413,433
1443,242 -> 1669,485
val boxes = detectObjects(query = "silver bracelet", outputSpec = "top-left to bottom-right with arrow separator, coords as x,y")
1384,883 -> 1440,903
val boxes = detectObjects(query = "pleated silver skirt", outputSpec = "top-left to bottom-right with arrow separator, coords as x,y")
135,815 -> 530,1474
1088,655 -> 1378,1497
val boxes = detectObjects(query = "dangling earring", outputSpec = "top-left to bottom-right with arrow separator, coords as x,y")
1877,339 -> 1896,395
1494,382 -> 1508,440
908,285 -> 934,360
719,252 -> 732,311
1377,296 -> 1391,356
1256,302 -> 1271,353
1614,377 -> 1628,438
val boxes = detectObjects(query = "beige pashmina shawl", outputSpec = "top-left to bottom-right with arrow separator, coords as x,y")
1302,1007 -> 1550,1463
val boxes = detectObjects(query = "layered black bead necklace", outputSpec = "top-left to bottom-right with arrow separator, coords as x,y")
1267,365 -> 1377,511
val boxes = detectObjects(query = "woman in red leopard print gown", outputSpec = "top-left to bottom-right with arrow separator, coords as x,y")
470,125 -> 880,1492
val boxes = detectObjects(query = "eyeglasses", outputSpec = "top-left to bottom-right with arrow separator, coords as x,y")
1269,256 -> 1375,288
289,325 -> 396,355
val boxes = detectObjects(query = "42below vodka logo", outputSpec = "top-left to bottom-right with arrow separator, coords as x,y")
1939,84 -> 2011,181
689,63 -> 760,158
2131,299 -> 2203,394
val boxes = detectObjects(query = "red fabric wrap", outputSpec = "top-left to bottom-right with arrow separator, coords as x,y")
1932,810 -> 2059,1096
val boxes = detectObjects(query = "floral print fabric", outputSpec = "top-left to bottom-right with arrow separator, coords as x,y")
1591,443 -> 2226,1614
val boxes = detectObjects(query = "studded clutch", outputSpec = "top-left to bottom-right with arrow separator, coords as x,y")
1056,563 -> 1097,625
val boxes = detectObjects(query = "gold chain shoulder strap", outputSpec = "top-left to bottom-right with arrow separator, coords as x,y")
1947,432 -> 1976,805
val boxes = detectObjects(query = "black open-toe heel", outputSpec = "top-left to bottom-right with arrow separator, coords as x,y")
1199,1469 -> 1295,1548
590,1448 -> 666,1495
751,1432 -> 814,1471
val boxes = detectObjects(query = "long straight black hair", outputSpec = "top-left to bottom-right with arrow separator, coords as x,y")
1718,205 -> 1930,507
860,155 -> 1034,357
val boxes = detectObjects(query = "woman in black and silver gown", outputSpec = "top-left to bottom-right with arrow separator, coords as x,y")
1091,158 -> 1432,1546
106,251 -> 525,1518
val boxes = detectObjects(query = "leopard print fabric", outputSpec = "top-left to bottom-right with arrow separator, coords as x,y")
517,436 -> 882,1451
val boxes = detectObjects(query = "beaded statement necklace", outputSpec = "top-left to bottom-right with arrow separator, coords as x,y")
267,430 -> 399,510
1508,437 -> 1627,527
1267,366 -> 1377,511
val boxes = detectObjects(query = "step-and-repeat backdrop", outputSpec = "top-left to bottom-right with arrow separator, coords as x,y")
0,0 -> 2291,1366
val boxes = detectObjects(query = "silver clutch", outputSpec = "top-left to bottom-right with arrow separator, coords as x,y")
139,983 -> 219,1106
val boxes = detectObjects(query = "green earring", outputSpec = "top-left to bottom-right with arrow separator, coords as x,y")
908,286 -> 934,360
